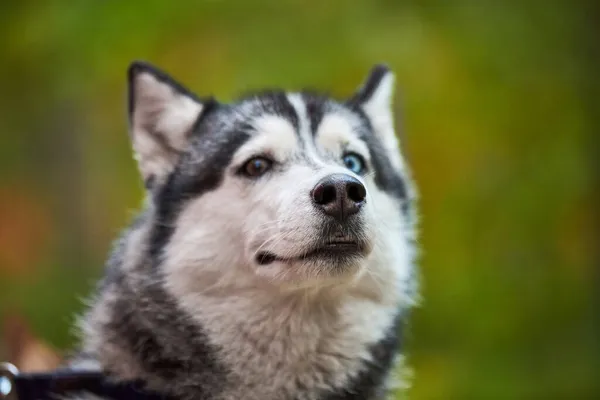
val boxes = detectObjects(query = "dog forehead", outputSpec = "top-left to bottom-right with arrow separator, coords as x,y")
315,110 -> 368,152
187,91 -> 370,163
237,91 -> 300,129
249,114 -> 300,150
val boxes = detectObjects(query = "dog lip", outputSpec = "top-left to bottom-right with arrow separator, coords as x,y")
324,240 -> 359,247
256,252 -> 278,265
256,240 -> 366,265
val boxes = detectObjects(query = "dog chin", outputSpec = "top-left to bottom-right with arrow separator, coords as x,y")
252,259 -> 365,289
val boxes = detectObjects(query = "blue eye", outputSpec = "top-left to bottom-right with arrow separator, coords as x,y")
342,153 -> 366,174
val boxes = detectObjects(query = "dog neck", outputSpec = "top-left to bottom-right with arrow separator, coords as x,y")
77,214 -> 406,400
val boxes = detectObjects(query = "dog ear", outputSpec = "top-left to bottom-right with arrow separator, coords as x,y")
349,64 -> 404,171
127,61 -> 204,189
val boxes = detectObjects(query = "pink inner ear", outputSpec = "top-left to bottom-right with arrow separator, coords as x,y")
129,70 -> 203,184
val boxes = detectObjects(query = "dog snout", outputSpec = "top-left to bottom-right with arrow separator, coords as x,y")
311,174 -> 366,222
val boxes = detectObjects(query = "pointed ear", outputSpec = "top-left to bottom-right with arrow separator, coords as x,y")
349,64 -> 404,171
127,61 -> 204,189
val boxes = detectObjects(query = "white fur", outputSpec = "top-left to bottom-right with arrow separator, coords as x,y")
316,110 -> 372,163
232,115 -> 299,166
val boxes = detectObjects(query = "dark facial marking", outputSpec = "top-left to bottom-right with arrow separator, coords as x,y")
361,132 -> 407,200
189,97 -> 220,134
147,107 -> 252,263
238,90 -> 300,132
346,103 -> 407,202
301,91 -> 328,136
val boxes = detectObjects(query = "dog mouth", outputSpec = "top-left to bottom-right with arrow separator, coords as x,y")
256,240 -> 368,266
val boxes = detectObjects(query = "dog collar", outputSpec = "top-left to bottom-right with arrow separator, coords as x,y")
0,363 -> 169,400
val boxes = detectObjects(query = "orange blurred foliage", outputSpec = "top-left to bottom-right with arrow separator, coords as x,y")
2,313 -> 62,372
0,186 -> 53,276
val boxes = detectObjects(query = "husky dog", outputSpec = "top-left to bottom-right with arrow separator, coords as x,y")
73,61 -> 419,400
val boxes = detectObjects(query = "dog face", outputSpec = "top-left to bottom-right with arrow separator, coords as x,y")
127,62 -> 415,294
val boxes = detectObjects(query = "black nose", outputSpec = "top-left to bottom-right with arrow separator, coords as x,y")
311,174 -> 367,222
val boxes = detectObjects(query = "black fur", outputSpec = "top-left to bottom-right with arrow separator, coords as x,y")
351,107 -> 408,201
301,91 -> 327,135
236,89 -> 300,132
348,64 -> 391,105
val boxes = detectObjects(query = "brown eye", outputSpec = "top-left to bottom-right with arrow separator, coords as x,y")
242,157 -> 272,177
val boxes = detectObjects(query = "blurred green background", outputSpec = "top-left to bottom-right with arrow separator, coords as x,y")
1,1 -> 598,399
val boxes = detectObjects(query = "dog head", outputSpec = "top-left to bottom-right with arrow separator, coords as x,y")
127,62 -> 415,295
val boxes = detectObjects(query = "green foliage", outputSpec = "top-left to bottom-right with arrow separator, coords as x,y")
0,1 -> 597,398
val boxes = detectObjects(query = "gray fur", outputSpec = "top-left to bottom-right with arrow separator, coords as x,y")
72,62 -> 419,400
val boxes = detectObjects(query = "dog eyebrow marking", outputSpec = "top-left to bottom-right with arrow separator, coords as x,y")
237,90 -> 299,133
316,112 -> 371,161
286,93 -> 326,167
232,115 -> 299,164
301,92 -> 327,136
